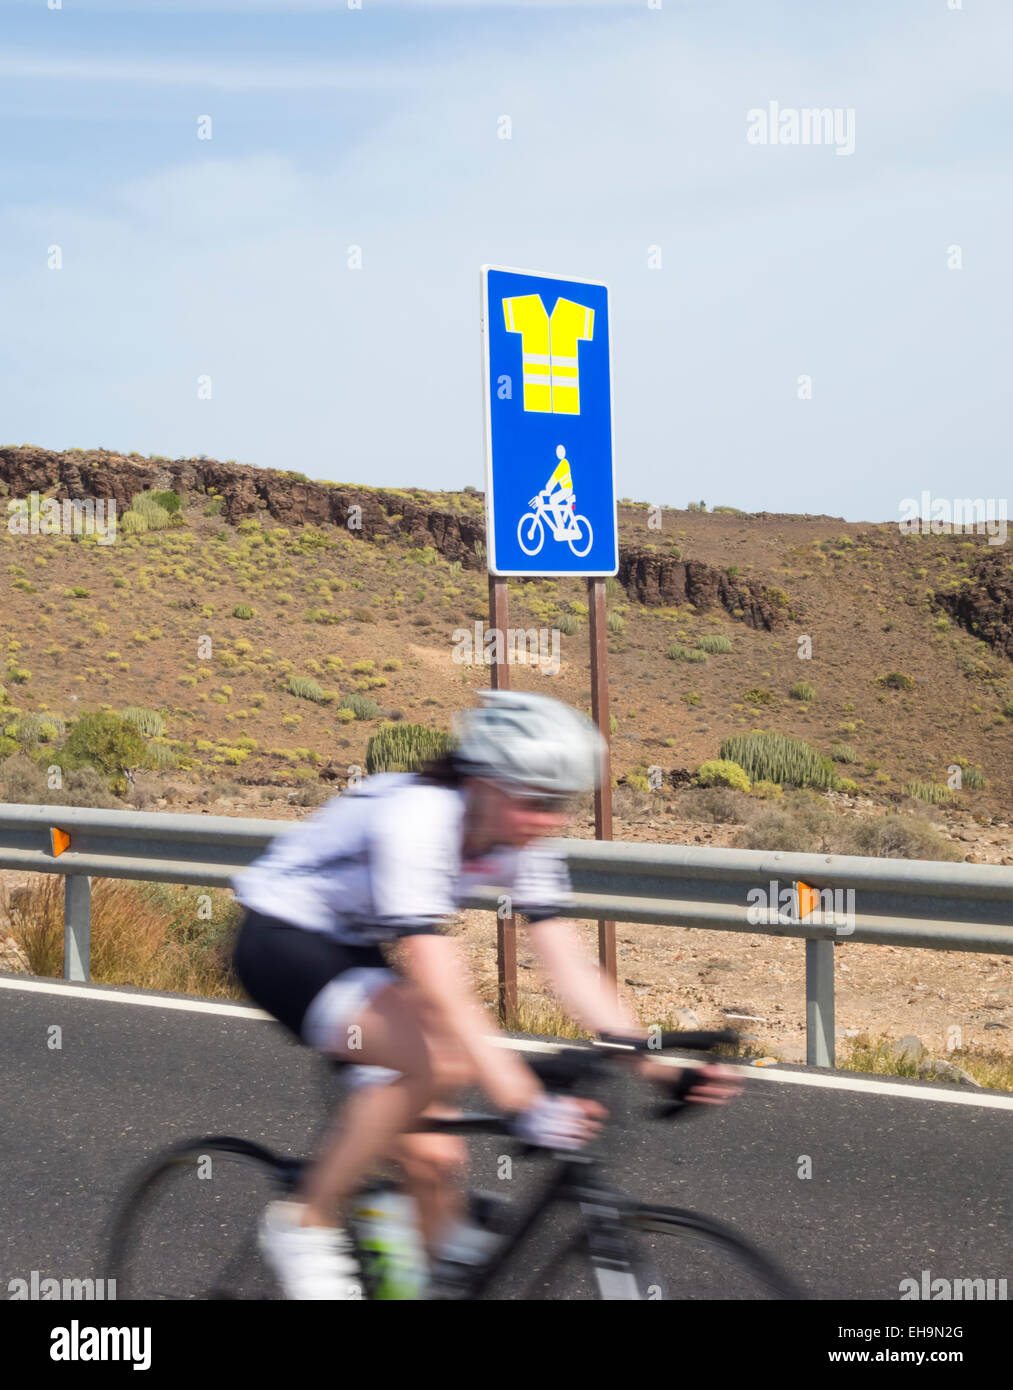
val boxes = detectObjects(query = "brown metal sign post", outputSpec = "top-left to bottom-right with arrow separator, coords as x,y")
487,574 -> 517,1024
587,577 -> 616,992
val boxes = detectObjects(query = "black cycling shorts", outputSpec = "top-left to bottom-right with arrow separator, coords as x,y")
232,907 -> 399,1051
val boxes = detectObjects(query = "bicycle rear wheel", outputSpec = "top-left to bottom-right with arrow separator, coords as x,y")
105,1137 -> 302,1300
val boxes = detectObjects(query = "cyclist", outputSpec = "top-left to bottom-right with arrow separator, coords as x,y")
232,689 -> 739,1299
536,444 -> 576,534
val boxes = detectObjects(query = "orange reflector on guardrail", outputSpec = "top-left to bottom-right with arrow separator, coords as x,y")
795,880 -> 818,920
50,828 -> 71,857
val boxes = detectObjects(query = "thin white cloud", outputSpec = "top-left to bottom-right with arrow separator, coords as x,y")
0,49 -> 420,91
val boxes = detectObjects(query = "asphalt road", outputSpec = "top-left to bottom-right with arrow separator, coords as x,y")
1,973 -> 1011,1301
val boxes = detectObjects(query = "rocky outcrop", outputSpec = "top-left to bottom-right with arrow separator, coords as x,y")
618,550 -> 796,630
0,445 -> 485,566
0,446 -> 795,626
936,551 -> 1013,659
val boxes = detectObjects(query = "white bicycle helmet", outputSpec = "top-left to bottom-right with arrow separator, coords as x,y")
451,690 -> 607,798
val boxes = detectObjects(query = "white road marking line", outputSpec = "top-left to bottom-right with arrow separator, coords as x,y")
0,974 -> 270,1020
2,974 -> 1012,1111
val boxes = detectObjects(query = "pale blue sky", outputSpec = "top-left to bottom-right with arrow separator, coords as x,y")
1,0 -> 1009,522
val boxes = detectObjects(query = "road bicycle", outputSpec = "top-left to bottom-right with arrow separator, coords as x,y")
516,489 -> 594,558
104,1030 -> 806,1300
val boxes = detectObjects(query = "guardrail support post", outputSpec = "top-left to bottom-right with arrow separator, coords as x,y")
805,938 -> 835,1068
64,875 -> 91,982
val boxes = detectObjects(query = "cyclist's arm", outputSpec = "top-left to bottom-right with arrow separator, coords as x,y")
526,917 -> 644,1039
397,932 -> 542,1114
529,919 -> 742,1101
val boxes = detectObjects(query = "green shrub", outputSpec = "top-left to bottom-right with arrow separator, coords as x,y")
232,603 -> 254,619
120,706 -> 166,738
365,723 -> 451,774
697,634 -> 732,654
789,681 -> 815,701
666,644 -> 707,663
750,780 -> 784,800
339,693 -> 382,721
695,759 -> 751,792
905,780 -> 954,805
7,667 -> 31,684
961,766 -> 986,791
64,712 -> 147,789
878,672 -> 917,691
719,731 -> 836,789
12,713 -> 65,747
131,491 -> 173,531
836,778 -> 859,794
742,688 -> 774,705
556,614 -> 579,636
203,497 -> 224,517
288,677 -> 326,703
151,490 -> 182,514
65,586 -> 90,598
606,611 -> 625,635
120,510 -> 148,535
0,735 -> 20,759
144,742 -> 179,771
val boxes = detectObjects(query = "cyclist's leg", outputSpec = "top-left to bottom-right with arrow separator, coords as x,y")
233,909 -> 453,1230
296,980 -> 463,1228
391,1131 -> 470,1256
388,1020 -> 476,1252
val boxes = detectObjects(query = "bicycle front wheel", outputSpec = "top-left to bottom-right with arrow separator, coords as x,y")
517,512 -> 544,555
105,1136 -> 300,1300
623,1203 -> 807,1300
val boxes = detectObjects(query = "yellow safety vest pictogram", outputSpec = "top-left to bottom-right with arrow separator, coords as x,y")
548,456 -> 572,491
502,295 -> 594,415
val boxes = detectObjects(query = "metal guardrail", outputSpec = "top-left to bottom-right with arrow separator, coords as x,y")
1,803 -> 1011,1068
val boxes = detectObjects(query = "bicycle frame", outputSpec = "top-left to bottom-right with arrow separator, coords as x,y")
414,1112 -> 644,1301
527,491 -> 581,541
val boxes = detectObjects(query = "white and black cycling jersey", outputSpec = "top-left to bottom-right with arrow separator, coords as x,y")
232,772 -> 573,947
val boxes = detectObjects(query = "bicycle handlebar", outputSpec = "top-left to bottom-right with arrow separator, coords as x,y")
410,1030 -> 741,1139
522,1029 -> 739,1092
597,1029 -> 739,1053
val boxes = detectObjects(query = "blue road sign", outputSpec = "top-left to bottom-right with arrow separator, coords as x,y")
481,265 -> 617,577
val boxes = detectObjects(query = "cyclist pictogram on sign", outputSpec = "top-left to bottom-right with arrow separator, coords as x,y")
517,445 -> 593,558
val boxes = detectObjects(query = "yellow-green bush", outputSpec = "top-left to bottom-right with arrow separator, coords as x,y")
695,759 -> 751,792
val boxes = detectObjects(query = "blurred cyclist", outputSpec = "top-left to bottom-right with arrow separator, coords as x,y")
232,690 -> 739,1298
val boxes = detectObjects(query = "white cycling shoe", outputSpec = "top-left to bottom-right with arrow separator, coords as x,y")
259,1200 -> 364,1300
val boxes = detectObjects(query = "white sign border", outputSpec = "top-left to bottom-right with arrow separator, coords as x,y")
480,263 -> 619,578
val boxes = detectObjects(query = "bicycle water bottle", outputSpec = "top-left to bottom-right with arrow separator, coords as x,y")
351,1189 -> 427,1300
